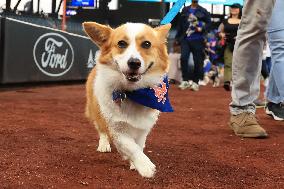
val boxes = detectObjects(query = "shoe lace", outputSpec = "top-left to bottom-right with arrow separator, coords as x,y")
246,113 -> 259,122
181,81 -> 188,86
233,113 -> 258,127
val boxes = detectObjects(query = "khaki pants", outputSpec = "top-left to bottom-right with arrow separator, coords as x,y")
223,46 -> 233,82
230,0 -> 276,115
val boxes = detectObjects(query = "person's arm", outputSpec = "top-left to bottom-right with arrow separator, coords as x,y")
218,22 -> 226,39
175,15 -> 183,43
202,8 -> 212,32
175,7 -> 187,43
195,8 -> 211,33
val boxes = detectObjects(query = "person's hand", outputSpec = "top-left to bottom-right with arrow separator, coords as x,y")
219,32 -> 226,40
174,40 -> 180,45
210,50 -> 216,54
196,27 -> 202,32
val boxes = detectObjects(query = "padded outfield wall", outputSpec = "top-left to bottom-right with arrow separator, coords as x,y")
0,17 -> 98,84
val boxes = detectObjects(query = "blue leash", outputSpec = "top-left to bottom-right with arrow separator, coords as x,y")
160,0 -> 186,25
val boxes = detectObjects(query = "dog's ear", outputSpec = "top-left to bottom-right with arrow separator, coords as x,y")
83,22 -> 113,47
154,24 -> 171,41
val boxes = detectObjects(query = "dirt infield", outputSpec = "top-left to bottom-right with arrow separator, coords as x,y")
0,83 -> 284,188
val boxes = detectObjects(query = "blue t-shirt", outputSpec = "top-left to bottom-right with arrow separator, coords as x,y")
207,37 -> 218,61
186,8 -> 204,41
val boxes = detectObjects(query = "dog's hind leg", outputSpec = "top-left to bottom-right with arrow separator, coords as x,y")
94,122 -> 111,153
85,95 -> 111,153
85,70 -> 111,152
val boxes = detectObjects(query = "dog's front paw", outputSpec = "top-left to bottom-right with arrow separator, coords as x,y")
130,162 -> 136,170
97,139 -> 111,152
133,156 -> 156,178
97,143 -> 111,152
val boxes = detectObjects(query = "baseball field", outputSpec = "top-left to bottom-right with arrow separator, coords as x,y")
0,83 -> 283,188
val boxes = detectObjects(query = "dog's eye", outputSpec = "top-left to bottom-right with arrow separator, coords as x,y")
117,40 -> 128,49
141,41 -> 151,49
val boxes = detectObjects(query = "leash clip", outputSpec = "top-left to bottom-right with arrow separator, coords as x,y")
112,90 -> 127,106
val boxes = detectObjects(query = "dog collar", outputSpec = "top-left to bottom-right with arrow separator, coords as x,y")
112,76 -> 174,112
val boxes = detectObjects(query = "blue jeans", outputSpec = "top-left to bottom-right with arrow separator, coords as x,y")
180,39 -> 205,83
266,0 -> 284,104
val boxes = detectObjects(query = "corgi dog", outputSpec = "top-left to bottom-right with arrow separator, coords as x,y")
83,22 -> 172,178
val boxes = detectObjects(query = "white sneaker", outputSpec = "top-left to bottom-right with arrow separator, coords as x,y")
191,82 -> 199,91
198,80 -> 207,86
178,81 -> 191,90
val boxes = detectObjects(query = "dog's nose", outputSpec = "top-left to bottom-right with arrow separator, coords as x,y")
127,58 -> 141,70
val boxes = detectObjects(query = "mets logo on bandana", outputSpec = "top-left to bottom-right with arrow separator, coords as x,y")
152,81 -> 167,104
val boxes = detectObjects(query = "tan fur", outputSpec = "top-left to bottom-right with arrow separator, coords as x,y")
83,22 -> 171,178
83,22 -> 171,72
83,22 -> 171,137
84,22 -> 171,137
83,22 -> 113,47
135,25 -> 170,72
85,68 -> 109,137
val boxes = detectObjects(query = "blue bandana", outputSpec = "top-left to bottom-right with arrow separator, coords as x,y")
112,76 -> 174,112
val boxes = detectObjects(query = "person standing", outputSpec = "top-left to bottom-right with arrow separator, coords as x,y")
99,0 -> 111,24
168,44 -> 182,84
218,3 -> 242,91
229,0 -> 275,138
265,0 -> 284,121
175,0 -> 211,91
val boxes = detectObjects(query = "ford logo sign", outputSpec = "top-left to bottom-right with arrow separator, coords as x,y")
33,33 -> 74,77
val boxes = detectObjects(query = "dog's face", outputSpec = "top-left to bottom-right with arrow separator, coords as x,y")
83,22 -> 171,85
188,14 -> 197,22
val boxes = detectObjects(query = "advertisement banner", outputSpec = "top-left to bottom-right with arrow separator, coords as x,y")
0,17 -> 98,84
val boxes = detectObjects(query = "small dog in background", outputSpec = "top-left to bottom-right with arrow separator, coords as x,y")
202,57 -> 220,87
207,68 -> 220,87
83,22 -> 172,178
186,14 -> 205,37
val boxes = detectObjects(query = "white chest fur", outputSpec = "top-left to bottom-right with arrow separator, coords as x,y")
93,65 -> 160,131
